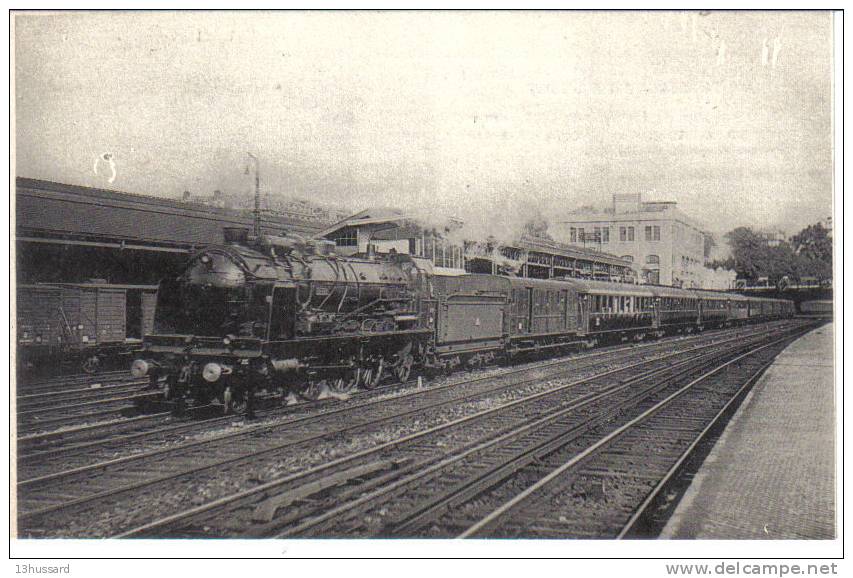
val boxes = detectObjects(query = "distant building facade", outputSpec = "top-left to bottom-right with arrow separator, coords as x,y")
320,208 -> 636,281
559,193 -> 709,287
756,228 -> 787,247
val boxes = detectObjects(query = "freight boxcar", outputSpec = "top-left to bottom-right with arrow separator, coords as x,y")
16,282 -> 158,375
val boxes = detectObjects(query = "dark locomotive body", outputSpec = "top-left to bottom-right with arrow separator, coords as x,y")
132,227 -> 795,414
132,228 -> 435,411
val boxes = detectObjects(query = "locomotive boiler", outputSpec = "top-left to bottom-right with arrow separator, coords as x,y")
131,227 -> 435,413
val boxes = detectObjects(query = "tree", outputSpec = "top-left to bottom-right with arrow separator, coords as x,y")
721,222 -> 833,286
522,216 -> 553,241
703,234 -> 717,259
791,223 -> 832,268
724,227 -> 767,282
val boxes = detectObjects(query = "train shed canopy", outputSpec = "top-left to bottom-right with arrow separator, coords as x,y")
16,177 -> 325,253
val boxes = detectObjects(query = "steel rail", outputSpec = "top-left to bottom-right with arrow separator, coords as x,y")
113,326 -> 798,538
456,332 -> 802,538
17,326 -> 745,487
17,322 -> 788,460
614,354 -> 780,538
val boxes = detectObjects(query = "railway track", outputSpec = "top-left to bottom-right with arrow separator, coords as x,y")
453,335 -> 801,539
15,320 -> 810,537
131,321 -> 810,539
16,322 -> 787,459
16,323 -> 786,482
16,370 -> 136,395
16,390 -> 159,436
17,380 -> 144,410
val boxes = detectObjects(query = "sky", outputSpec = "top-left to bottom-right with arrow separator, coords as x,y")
14,11 -> 834,242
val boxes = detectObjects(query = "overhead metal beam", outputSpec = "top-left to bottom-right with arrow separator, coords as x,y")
16,236 -> 191,253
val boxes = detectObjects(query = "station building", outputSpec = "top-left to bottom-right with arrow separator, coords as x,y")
558,193 -> 710,288
320,208 -> 636,282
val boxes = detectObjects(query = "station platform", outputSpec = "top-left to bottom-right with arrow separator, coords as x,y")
661,323 -> 835,539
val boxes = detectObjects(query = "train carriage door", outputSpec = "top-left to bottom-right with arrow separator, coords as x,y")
141,290 -> 157,337
560,289 -> 568,331
126,289 -> 143,339
577,294 -> 589,335
511,287 -> 529,334
652,297 -> 660,328
527,287 -> 534,334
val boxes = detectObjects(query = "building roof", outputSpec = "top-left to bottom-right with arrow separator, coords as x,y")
562,194 -> 707,234
16,177 -> 325,250
318,207 -> 415,237
512,235 -> 632,268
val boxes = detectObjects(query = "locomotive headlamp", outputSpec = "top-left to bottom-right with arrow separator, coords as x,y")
202,362 -> 233,383
131,359 -> 150,378
200,255 -> 211,264
202,362 -> 221,382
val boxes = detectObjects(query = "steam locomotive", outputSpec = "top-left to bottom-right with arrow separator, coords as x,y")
131,227 -> 794,414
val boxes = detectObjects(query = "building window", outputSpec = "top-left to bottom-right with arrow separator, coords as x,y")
570,227 -> 577,243
646,254 -> 660,265
578,227 -> 585,241
645,225 -> 660,241
619,227 -> 626,242
602,227 -> 609,243
621,255 -> 634,262
628,226 -> 635,241
332,229 -> 357,247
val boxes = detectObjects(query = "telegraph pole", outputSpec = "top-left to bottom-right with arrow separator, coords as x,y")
247,152 -> 260,237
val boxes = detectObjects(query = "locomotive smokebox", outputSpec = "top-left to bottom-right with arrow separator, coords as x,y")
223,227 -> 250,245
